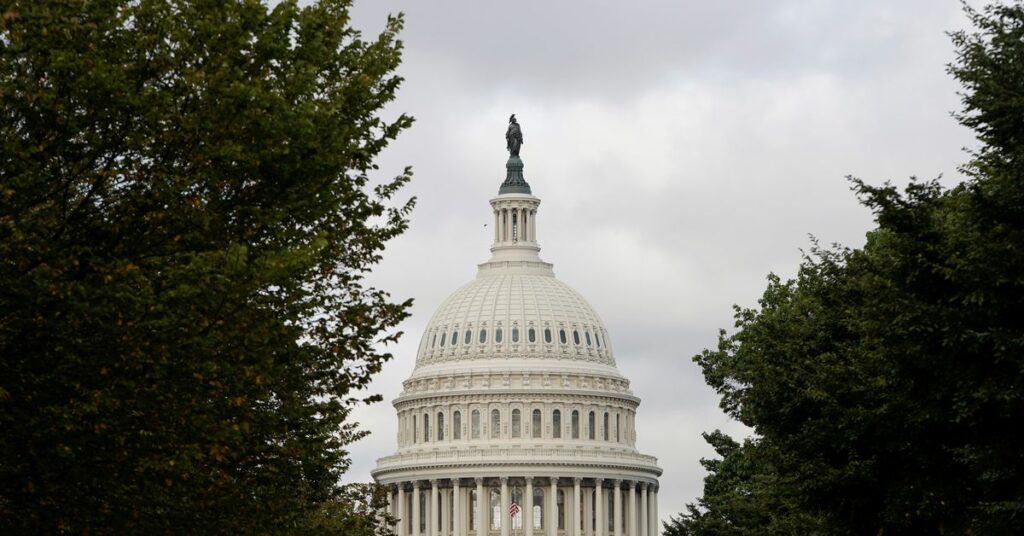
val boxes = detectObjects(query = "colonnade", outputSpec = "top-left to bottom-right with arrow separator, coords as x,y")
389,477 -> 658,536
493,206 -> 537,244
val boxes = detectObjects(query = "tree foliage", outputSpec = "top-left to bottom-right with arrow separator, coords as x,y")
669,2 -> 1024,535
0,0 -> 413,532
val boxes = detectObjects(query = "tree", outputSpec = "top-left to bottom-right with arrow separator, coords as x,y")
672,2 -> 1024,534
0,0 -> 413,532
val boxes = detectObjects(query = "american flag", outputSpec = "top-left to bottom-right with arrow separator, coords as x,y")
509,500 -> 520,516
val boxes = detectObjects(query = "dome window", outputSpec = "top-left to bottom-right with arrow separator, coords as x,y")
453,411 -> 462,440
439,333 -> 446,347
464,330 -> 471,344
588,411 -> 595,440
511,409 -> 521,438
471,410 -> 481,439
532,409 -> 542,438
559,329 -> 567,345
596,333 -> 602,348
572,330 -> 580,345
552,409 -> 561,439
528,328 -> 536,343
479,329 -> 487,344
432,333 -> 437,348
571,410 -> 580,439
512,327 -> 520,343
495,328 -> 503,343
544,328 -> 552,344
451,330 -> 458,346
438,412 -> 445,441
490,409 -> 501,439
585,331 -> 592,346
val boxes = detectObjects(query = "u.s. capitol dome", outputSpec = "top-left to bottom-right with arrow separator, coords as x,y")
374,123 -> 661,536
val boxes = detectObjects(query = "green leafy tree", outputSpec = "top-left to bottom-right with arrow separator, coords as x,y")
670,2 -> 1024,535
0,0 -> 413,533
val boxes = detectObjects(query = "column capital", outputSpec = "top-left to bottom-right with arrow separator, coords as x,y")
413,480 -> 422,489
632,481 -> 640,490
453,478 -> 462,488
573,477 -> 583,484
612,479 -> 622,487
639,482 -> 648,490
594,478 -> 604,486
549,476 -> 559,485
475,477 -> 485,485
499,476 -> 509,484
430,479 -> 440,486
524,476 -> 534,484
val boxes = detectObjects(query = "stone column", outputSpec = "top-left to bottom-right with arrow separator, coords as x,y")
652,487 -> 658,536
441,484 -> 450,536
594,479 -> 604,536
639,484 -> 648,536
431,480 -> 440,536
627,482 -> 637,536
398,484 -> 407,536
549,477 -> 558,536
501,477 -> 510,536
476,478 -> 486,536
525,477 -> 534,536
646,486 -> 656,536
613,480 -> 622,536
584,483 -> 593,536
573,478 -> 582,536
413,481 -> 422,536
453,480 -> 462,536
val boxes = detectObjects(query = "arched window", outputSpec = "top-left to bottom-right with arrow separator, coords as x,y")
616,414 -> 620,442
413,414 -> 418,443
491,409 -> 501,439
559,329 -> 567,344
421,491 -> 428,531
573,330 -> 581,345
440,332 -> 446,347
464,330 -> 471,344
453,411 -> 462,440
438,412 -> 445,441
596,333 -> 602,348
432,333 -> 437,348
571,410 -> 580,439
512,409 -> 521,438
528,327 -> 536,343
532,409 -> 542,438
471,410 -> 481,439
533,487 -> 544,529
557,490 -> 566,530
495,328 -> 503,343
585,331 -> 592,346
512,487 -> 524,529
588,411 -> 595,440
512,327 -> 520,343
603,412 -> 609,441
490,489 -> 502,529
470,489 -> 479,530
544,328 -> 553,343
479,329 -> 487,344
552,409 -> 562,439
607,489 -> 615,531
451,330 -> 458,346
424,412 -> 430,442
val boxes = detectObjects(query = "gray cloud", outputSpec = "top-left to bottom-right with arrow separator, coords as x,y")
337,0 -> 980,525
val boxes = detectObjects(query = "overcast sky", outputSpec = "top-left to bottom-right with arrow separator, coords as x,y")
337,0 -> 981,524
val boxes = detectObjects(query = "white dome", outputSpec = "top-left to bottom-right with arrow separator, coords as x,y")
373,150 -> 660,536
414,270 -> 616,372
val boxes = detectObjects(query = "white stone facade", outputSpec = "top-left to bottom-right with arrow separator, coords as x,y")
374,166 -> 661,536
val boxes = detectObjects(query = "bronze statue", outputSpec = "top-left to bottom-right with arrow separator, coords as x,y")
506,114 -> 523,157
